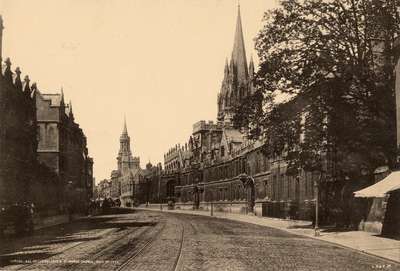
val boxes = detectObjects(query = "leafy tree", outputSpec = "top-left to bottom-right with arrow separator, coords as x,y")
234,0 -> 400,223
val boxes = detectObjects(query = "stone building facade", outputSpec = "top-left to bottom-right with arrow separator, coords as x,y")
0,57 -> 37,204
96,179 -> 111,200
142,162 -> 163,204
109,119 -> 143,207
36,89 -> 94,212
142,6 -> 318,220
146,7 -> 400,224
0,15 -> 93,214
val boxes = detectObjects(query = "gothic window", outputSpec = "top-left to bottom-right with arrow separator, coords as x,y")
47,125 -> 57,149
280,173 -> 285,200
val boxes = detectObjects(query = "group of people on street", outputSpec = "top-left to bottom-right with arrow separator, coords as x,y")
87,197 -> 121,216
0,201 -> 35,237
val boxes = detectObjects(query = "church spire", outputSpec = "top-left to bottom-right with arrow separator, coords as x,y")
122,115 -> 128,135
231,4 -> 248,82
68,100 -> 74,121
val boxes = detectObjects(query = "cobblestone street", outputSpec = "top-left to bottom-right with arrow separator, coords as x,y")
0,210 -> 398,271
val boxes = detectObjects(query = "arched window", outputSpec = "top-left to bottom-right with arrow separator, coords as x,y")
47,125 -> 57,149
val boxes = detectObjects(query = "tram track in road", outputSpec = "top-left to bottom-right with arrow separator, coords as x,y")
115,222 -> 167,271
16,225 -> 141,271
14,215 -> 159,271
116,218 -> 186,271
171,223 -> 185,271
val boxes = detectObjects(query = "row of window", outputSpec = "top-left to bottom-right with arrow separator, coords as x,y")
181,149 -> 271,186
202,158 -> 246,183
180,183 -> 247,203
180,170 -> 316,203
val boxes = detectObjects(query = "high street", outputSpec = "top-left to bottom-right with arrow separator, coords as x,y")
0,210 -> 398,271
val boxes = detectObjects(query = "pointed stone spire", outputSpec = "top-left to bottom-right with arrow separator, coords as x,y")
248,56 -> 255,95
69,100 -> 74,121
122,115 -> 128,135
249,55 -> 255,81
231,4 -> 248,82
249,55 -> 254,72
60,87 -> 65,106
118,115 -> 134,173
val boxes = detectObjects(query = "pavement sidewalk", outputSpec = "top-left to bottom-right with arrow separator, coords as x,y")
135,205 -> 400,264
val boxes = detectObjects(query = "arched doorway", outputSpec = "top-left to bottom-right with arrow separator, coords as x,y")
239,174 -> 255,213
166,179 -> 176,200
193,186 -> 200,210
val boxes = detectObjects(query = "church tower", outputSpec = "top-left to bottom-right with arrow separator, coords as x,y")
217,5 -> 254,125
117,117 -> 139,175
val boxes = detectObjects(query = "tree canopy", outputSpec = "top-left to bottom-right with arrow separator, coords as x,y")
235,0 -> 400,179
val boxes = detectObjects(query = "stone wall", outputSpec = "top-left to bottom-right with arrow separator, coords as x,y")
0,60 -> 37,204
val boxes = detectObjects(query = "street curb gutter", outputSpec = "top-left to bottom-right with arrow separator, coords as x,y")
134,207 -> 400,265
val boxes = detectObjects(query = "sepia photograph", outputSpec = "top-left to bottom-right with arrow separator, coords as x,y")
0,0 -> 400,270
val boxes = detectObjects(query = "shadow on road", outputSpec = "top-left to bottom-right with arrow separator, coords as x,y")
0,210 -> 159,268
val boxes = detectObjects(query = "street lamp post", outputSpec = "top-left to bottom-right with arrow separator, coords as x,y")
314,174 -> 321,237
145,177 -> 149,207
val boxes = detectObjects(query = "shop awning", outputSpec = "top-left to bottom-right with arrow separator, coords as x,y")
354,171 -> 400,198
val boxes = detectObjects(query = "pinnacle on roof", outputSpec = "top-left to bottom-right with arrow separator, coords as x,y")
23,75 -> 30,93
69,100 -> 74,120
60,87 -> 65,105
14,67 -> 22,90
122,115 -> 128,135
231,4 -> 248,82
249,55 -> 254,73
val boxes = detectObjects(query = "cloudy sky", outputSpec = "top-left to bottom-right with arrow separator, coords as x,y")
1,0 -> 278,182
